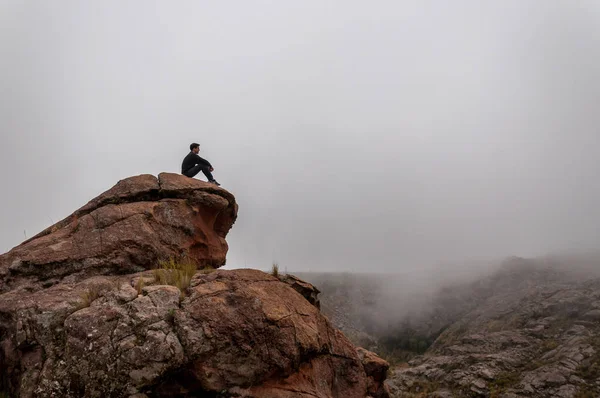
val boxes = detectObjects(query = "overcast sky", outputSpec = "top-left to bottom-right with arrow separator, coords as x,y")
1,1 -> 599,273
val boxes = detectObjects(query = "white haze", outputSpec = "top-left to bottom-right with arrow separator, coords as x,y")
1,1 -> 600,273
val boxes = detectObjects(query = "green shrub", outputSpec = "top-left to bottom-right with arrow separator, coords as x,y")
541,339 -> 559,352
574,387 -> 597,398
407,380 -> 439,395
271,263 -> 279,277
378,326 -> 439,357
576,337 -> 600,381
489,371 -> 519,392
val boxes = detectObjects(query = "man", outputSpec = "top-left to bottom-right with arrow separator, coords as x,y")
181,143 -> 221,186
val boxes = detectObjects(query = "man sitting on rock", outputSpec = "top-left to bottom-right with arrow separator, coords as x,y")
181,143 -> 221,186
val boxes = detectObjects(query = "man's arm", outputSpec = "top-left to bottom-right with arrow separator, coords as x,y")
195,155 -> 213,168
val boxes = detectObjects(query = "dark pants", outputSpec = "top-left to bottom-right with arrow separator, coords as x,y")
183,164 -> 214,181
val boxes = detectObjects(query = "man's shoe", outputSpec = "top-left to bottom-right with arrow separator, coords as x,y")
210,180 -> 221,186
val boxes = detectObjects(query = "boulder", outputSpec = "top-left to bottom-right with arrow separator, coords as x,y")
0,173 -> 238,293
0,174 -> 389,398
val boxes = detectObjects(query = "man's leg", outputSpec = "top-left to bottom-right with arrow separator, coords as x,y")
183,164 -> 214,182
182,164 -> 202,178
200,167 -> 215,182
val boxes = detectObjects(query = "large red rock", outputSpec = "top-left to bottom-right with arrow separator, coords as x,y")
0,173 -> 238,293
0,174 -> 389,397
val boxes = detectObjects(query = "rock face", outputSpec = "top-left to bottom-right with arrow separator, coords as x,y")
0,173 -> 238,293
0,174 -> 389,397
278,273 -> 321,309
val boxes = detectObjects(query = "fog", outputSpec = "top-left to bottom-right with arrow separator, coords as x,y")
1,1 -> 600,273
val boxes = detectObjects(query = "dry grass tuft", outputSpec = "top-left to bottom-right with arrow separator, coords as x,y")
135,277 -> 145,295
153,256 -> 197,295
77,286 -> 101,309
271,262 -> 279,277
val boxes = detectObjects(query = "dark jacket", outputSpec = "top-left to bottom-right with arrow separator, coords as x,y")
181,152 -> 212,174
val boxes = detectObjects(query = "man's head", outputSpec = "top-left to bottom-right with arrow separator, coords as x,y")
190,143 -> 200,154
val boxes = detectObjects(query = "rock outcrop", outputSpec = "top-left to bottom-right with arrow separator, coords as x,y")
357,347 -> 390,398
0,173 -> 238,293
0,174 -> 389,397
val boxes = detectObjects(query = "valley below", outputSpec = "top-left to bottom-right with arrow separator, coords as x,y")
300,255 -> 600,397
